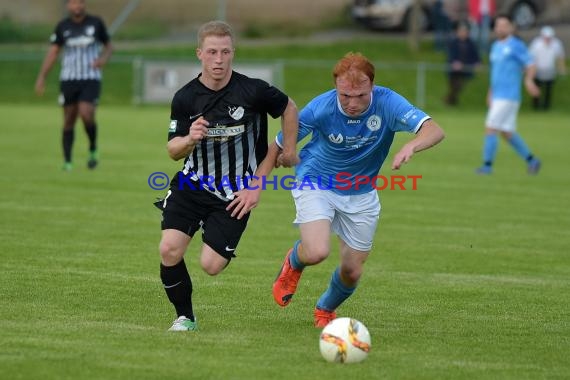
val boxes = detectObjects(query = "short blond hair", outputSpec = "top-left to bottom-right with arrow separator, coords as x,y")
197,21 -> 234,48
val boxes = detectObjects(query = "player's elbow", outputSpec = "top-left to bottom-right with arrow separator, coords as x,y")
436,128 -> 445,143
168,151 -> 184,161
166,144 -> 183,161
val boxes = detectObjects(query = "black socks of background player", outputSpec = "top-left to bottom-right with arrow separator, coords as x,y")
84,122 -> 97,152
62,124 -> 96,163
62,129 -> 74,163
160,259 -> 195,322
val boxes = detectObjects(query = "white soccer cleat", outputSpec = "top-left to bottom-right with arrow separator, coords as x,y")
168,316 -> 198,331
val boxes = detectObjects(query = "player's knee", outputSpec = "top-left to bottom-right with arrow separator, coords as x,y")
81,116 -> 95,126
303,245 -> 330,265
199,251 -> 228,276
340,266 -> 363,285
159,240 -> 184,265
200,258 -> 225,276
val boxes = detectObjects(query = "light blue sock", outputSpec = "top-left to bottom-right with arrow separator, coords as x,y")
507,133 -> 532,161
482,134 -> 498,165
288,240 -> 305,271
316,267 -> 356,312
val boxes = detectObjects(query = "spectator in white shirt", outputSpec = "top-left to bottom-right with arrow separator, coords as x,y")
529,26 -> 567,110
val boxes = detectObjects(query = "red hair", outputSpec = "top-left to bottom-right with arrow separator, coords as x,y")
333,52 -> 375,85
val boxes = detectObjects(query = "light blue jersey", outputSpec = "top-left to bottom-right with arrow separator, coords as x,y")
489,36 -> 534,101
276,86 -> 430,195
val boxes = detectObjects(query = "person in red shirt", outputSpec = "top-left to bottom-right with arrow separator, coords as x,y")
468,0 -> 496,55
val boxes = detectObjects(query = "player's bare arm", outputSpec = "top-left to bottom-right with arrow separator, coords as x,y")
92,42 -> 113,69
524,64 -> 540,97
167,116 -> 209,160
34,45 -> 61,96
227,142 -> 281,219
278,98 -> 300,168
391,119 -> 445,170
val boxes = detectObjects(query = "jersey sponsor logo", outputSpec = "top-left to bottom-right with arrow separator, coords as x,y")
366,115 -> 382,131
207,124 -> 245,138
228,106 -> 245,120
400,109 -> 416,125
400,111 -> 419,125
66,35 -> 95,47
169,120 -> 177,132
347,119 -> 361,124
328,133 -> 344,144
344,135 -> 377,150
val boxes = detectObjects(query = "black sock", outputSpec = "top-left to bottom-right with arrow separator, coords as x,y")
62,129 -> 74,163
84,122 -> 97,152
160,259 -> 194,321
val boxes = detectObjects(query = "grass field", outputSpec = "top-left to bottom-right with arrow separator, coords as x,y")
0,102 -> 568,379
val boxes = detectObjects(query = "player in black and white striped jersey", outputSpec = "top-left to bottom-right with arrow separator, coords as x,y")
157,20 -> 299,332
35,0 -> 113,171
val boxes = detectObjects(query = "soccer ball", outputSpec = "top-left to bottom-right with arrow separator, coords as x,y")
319,317 -> 371,363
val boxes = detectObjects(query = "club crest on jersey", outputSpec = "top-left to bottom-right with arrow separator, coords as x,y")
366,115 -> 382,131
328,133 -> 344,144
86,26 -> 95,36
169,120 -> 177,132
228,106 -> 244,120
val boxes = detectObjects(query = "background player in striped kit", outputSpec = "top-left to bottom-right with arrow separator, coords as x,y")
157,21 -> 299,331
35,0 -> 113,171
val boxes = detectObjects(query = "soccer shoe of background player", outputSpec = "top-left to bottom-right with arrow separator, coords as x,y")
272,248 -> 303,307
527,158 -> 541,175
475,166 -> 492,175
62,162 -> 73,172
168,316 -> 198,331
314,308 -> 337,328
87,150 -> 98,170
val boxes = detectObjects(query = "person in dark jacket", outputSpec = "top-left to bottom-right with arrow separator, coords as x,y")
445,22 -> 481,106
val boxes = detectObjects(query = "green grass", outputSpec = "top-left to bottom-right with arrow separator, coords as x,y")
0,103 -> 568,379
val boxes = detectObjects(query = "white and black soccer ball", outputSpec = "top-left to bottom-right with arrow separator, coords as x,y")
319,317 -> 371,363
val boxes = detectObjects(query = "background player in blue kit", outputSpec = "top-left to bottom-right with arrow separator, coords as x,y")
272,52 -> 445,327
35,0 -> 113,171
476,14 -> 541,175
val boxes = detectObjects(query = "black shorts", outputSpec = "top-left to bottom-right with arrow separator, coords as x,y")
157,174 -> 250,260
59,80 -> 101,106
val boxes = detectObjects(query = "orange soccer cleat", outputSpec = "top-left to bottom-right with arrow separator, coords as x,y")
314,307 -> 337,328
272,249 -> 303,307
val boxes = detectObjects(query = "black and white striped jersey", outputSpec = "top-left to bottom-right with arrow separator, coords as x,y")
51,15 -> 110,81
168,71 -> 289,201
